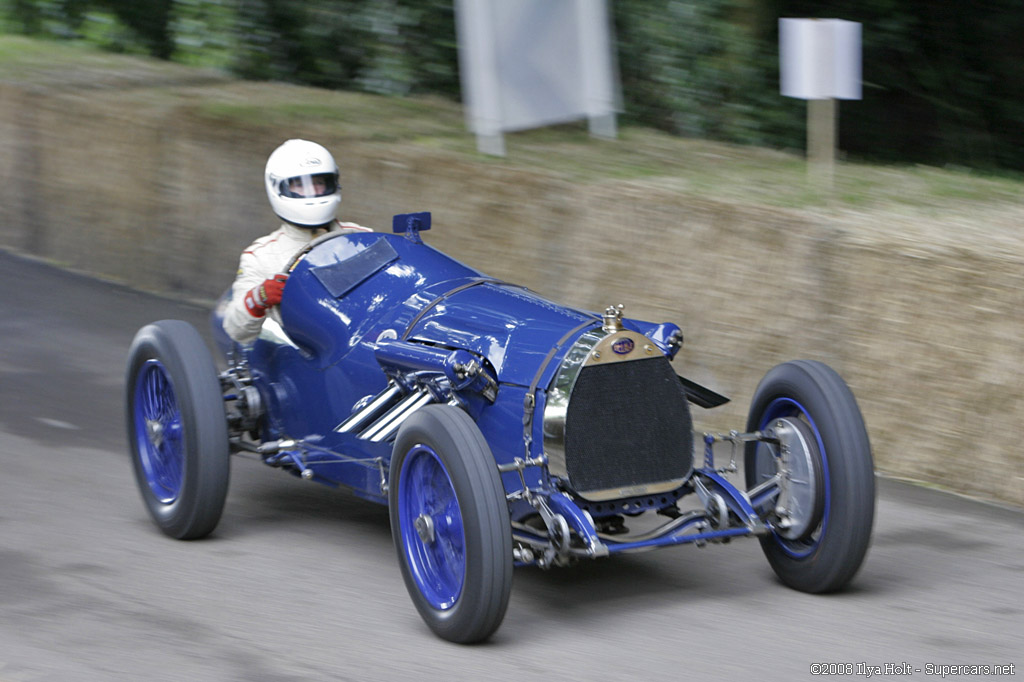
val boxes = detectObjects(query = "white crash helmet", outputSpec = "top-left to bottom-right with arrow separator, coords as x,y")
264,139 -> 341,228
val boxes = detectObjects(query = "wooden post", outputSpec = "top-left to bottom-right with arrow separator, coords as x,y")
807,97 -> 837,191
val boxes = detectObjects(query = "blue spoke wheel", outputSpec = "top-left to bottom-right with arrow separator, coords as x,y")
390,405 -> 512,643
134,359 -> 185,503
126,320 -> 230,540
744,360 -> 875,593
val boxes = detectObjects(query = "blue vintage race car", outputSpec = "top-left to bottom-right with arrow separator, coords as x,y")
126,212 -> 875,643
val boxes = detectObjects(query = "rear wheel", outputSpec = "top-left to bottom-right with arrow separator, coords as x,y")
745,360 -> 875,593
390,405 -> 513,643
126,320 -> 230,539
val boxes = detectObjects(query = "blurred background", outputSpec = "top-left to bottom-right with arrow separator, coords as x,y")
3,0 -> 1024,169
1,0 -> 1023,508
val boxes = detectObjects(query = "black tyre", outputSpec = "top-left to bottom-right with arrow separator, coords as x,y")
745,360 -> 875,593
126,320 -> 230,539
389,405 -> 513,643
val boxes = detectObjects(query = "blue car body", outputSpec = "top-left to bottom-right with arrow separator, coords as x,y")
211,213 -> 767,556
132,211 -> 874,642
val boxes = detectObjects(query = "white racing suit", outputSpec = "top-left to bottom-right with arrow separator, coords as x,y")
223,220 -> 372,344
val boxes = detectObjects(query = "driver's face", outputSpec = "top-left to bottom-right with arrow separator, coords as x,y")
289,176 -> 327,197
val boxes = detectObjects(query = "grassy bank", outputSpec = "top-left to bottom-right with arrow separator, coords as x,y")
3,34 -> 1021,222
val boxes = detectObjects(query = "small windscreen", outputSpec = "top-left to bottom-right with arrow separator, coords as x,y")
310,238 -> 399,298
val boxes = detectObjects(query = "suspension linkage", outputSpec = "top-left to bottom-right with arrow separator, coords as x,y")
701,429 -> 777,471
497,455 -> 547,474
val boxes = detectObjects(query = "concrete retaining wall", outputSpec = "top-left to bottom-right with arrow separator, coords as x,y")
2,79 -> 1021,507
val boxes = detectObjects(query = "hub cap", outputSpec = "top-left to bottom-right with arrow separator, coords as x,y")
769,417 -> 822,540
752,398 -> 830,558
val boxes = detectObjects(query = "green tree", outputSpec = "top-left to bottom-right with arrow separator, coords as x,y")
99,0 -> 174,58
231,0 -> 457,96
763,0 -> 1024,168
612,0 -> 793,147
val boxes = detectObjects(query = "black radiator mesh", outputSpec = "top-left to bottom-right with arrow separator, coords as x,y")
563,357 -> 693,495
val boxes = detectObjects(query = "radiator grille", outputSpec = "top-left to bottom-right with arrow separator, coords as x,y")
563,357 -> 692,496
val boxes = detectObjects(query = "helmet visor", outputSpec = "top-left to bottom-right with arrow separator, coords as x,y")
278,172 -> 339,199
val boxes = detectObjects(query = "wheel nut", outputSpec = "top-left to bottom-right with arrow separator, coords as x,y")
414,514 -> 435,543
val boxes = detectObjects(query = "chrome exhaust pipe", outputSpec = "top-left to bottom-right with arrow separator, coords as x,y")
335,382 -> 402,433
359,389 -> 434,443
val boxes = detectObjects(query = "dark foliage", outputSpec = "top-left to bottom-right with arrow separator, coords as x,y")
763,0 -> 1024,168
3,0 -> 1023,170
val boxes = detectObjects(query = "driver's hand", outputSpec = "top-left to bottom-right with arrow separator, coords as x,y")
243,274 -> 289,318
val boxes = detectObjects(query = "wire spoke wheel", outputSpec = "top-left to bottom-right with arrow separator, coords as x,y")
399,445 -> 466,609
134,360 -> 185,503
126,321 -> 230,540
390,405 -> 512,643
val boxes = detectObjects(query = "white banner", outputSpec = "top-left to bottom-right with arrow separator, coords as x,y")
456,0 -> 620,154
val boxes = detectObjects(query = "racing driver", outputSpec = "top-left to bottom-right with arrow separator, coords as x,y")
223,139 -> 372,344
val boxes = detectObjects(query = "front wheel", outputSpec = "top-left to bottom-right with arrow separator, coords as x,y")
745,360 -> 875,593
126,320 -> 230,540
389,405 -> 513,643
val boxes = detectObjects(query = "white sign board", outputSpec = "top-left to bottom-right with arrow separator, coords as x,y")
456,0 -> 620,155
780,18 -> 862,100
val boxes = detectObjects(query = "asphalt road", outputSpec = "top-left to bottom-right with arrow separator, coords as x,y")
1,249 -> 1021,682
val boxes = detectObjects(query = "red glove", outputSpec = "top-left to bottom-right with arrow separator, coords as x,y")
243,274 -> 288,318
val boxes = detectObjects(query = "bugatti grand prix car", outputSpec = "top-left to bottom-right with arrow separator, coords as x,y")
126,212 -> 876,643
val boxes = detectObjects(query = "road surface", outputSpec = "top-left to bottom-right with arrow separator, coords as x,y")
1,250 -> 1021,681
